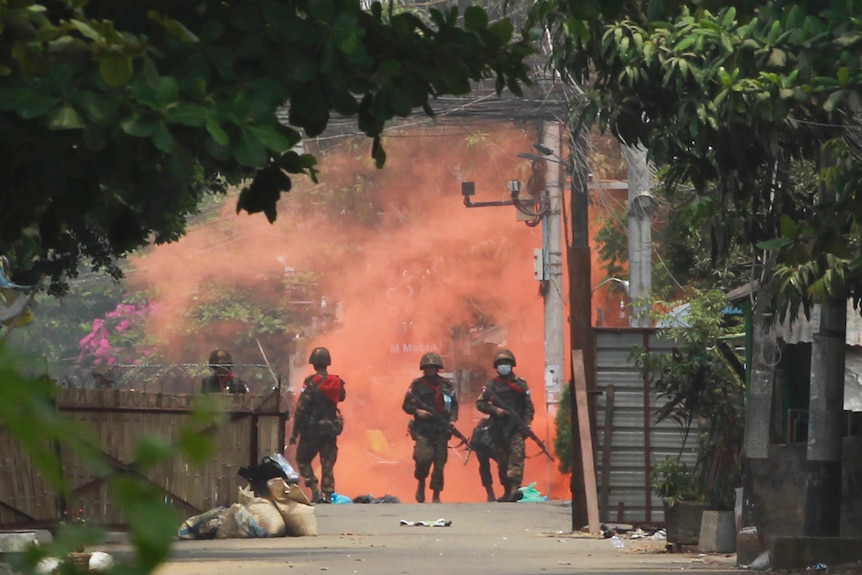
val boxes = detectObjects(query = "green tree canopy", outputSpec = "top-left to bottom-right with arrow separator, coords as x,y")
0,0 -> 531,294
531,0 -> 862,316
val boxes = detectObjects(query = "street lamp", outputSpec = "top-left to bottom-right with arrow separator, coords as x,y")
592,277 -> 629,294
460,180 -> 546,225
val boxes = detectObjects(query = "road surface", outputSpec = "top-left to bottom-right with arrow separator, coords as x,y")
142,501 -> 743,575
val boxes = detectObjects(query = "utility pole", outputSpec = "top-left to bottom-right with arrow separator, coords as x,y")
622,145 -> 653,327
804,146 -> 845,536
541,121 -> 565,497
541,121 -> 565,415
567,121 -> 594,531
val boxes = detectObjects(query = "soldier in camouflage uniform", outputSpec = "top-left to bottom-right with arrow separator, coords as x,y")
402,352 -> 459,503
289,347 -> 346,504
201,349 -> 249,394
476,349 -> 534,502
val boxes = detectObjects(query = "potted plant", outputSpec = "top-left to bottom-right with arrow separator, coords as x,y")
637,289 -> 745,545
651,457 -> 710,544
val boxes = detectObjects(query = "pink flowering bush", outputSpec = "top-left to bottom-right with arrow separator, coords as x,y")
78,301 -> 156,368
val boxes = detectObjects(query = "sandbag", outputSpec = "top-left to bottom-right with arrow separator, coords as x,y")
268,477 -> 317,537
178,506 -> 226,540
215,503 -> 267,539
273,500 -> 317,537
237,485 -> 286,537
267,477 -> 312,506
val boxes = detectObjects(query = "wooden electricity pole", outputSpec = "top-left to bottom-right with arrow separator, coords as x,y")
568,122 -> 595,532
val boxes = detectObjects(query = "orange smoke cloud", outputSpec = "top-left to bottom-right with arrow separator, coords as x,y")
130,123 -> 570,502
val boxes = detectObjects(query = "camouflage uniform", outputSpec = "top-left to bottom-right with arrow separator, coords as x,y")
402,373 -> 459,501
201,349 -> 249,394
476,370 -> 534,501
290,371 -> 346,502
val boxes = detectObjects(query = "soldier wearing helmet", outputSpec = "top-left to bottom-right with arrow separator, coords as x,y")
201,349 -> 249,394
401,351 -> 459,503
290,346 -> 346,504
476,348 -> 534,502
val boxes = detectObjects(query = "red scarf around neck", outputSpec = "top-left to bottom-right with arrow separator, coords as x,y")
313,374 -> 343,403
494,376 -> 525,394
420,377 -> 444,413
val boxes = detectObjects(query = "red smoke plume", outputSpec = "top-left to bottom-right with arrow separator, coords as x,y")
131,123 -> 570,502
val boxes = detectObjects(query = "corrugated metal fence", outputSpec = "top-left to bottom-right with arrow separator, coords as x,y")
594,328 -> 698,525
0,388 -> 288,529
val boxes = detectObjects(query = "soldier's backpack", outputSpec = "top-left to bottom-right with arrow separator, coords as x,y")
469,417 -> 495,456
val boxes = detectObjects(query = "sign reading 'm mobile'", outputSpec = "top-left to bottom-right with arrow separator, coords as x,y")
389,343 -> 442,354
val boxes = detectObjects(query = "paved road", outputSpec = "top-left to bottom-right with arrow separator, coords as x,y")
138,501 -> 743,575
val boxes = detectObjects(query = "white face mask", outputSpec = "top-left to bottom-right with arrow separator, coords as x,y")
496,364 -> 512,376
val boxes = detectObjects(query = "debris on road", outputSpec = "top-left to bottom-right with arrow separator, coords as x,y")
399,518 -> 452,527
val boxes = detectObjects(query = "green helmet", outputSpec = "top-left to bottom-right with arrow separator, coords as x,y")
493,349 -> 517,367
308,347 -> 331,367
419,352 -> 444,370
208,348 -> 233,369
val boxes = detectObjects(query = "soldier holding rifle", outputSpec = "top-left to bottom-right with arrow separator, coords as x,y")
402,352 -> 460,503
476,348 -> 541,502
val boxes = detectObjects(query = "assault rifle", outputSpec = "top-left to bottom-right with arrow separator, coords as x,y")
406,389 -> 472,458
484,387 -> 555,462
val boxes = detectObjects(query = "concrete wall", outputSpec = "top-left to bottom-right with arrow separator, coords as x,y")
751,437 -> 862,544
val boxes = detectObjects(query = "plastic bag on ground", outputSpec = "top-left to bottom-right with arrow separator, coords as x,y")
517,482 -> 548,502
271,453 -> 301,483
215,503 -> 267,539
331,492 -> 352,504
178,506 -> 227,540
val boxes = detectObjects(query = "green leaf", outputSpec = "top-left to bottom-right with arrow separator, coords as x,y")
205,117 -> 229,145
70,19 -> 103,42
154,76 -> 180,106
245,124 -> 293,153
120,114 -> 159,137
675,35 -> 696,52
233,130 -> 268,167
148,11 -> 200,43
464,6 -> 488,32
17,95 -> 61,119
824,90 -> 845,112
73,91 -> 118,124
757,237 -> 793,250
47,105 -> 84,130
114,478 -> 178,571
166,102 -> 207,127
99,55 -> 134,88
276,150 -> 317,174
767,49 -> 787,68
176,429 -> 214,465
152,121 -> 174,152
133,435 -> 173,468
780,214 -> 798,238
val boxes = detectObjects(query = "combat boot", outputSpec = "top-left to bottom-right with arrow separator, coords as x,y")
415,479 -> 426,503
432,490 -> 441,503
320,492 -> 332,504
311,488 -> 324,504
505,483 -> 523,503
484,485 -> 496,502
